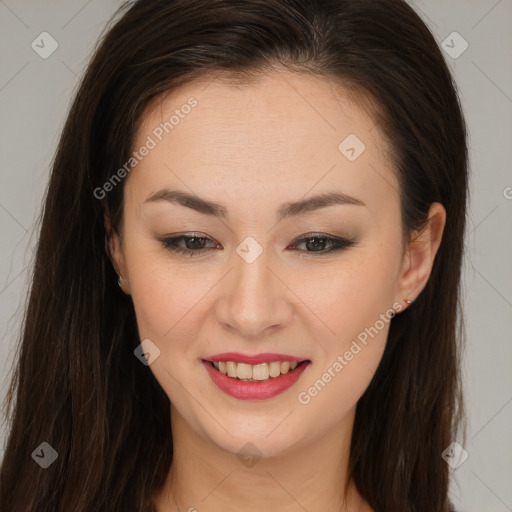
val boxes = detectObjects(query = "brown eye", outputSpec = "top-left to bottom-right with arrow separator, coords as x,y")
160,235 -> 220,256
289,233 -> 356,255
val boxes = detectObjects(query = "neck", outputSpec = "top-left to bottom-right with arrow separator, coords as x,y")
153,404 -> 372,512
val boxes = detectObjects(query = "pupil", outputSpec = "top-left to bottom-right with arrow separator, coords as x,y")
188,237 -> 204,249
306,237 -> 325,251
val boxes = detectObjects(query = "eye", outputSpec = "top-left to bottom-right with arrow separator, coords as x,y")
287,233 -> 356,256
160,234 -> 220,257
159,232 -> 356,257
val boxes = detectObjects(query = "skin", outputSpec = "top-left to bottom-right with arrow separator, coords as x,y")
109,68 -> 446,512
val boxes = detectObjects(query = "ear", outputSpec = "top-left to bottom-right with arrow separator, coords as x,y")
394,202 -> 446,310
104,213 -> 131,294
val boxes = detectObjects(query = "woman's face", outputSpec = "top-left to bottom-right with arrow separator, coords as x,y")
112,70 -> 435,458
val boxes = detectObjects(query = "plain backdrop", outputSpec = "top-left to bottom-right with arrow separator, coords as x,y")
1,1 -> 511,510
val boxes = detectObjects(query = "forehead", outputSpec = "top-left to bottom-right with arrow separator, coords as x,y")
128,69 -> 398,217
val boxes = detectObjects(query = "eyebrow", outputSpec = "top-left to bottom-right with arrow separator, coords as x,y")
144,188 -> 366,222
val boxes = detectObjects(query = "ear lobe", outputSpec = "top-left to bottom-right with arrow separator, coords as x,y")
104,213 -> 130,293
394,202 -> 446,308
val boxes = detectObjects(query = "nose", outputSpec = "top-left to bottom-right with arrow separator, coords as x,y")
215,248 -> 293,340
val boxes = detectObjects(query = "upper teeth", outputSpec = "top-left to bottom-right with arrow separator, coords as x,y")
213,361 -> 299,381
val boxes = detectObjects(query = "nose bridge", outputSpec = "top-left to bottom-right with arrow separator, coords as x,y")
217,240 -> 291,337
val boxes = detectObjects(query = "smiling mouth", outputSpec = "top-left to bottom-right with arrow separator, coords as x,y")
205,359 -> 311,382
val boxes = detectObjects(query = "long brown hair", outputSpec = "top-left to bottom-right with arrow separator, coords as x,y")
0,1 -> 468,510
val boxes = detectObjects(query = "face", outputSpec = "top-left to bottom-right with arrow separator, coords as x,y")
111,69 -> 437,458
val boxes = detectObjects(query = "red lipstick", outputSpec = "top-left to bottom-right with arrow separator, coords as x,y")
202,354 -> 311,401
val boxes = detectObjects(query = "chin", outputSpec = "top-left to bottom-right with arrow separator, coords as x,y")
202,417 -> 306,461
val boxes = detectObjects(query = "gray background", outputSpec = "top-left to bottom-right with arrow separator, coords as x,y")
1,1 -> 511,510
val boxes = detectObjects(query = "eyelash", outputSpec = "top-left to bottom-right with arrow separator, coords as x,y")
159,233 -> 356,257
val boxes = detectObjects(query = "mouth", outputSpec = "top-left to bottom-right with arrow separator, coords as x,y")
202,352 -> 312,400
202,354 -> 312,400
203,358 -> 311,382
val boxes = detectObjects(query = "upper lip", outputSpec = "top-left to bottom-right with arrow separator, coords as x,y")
203,352 -> 308,365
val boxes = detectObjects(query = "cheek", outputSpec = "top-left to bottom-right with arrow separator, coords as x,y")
304,244 -> 400,339
295,260 -> 397,417
304,271 -> 393,379
295,243 -> 399,401
130,270 -> 210,342
123,239 -> 213,344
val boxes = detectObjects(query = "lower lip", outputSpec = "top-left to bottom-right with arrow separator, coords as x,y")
202,360 -> 311,401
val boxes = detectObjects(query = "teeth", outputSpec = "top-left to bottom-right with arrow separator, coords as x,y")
252,363 -> 269,381
210,359 -> 302,381
269,361 -> 281,377
226,361 -> 237,378
237,363 -> 252,380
